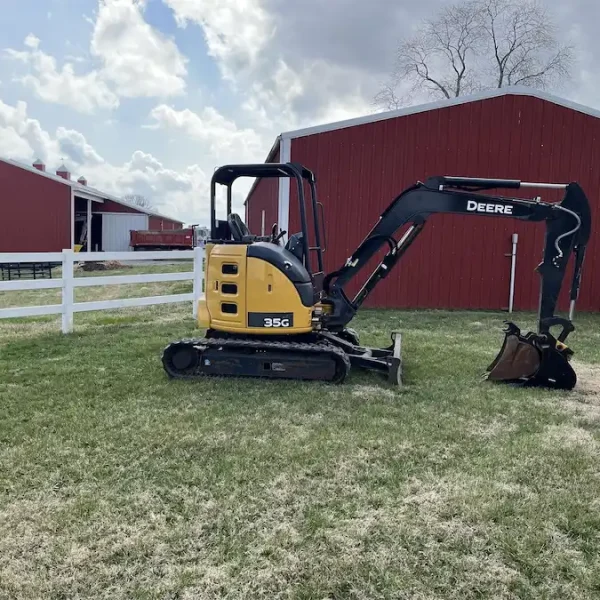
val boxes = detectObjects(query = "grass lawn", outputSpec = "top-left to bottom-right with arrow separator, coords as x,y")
1,272 -> 600,599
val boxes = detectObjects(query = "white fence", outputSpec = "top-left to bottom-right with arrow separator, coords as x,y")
0,247 -> 205,333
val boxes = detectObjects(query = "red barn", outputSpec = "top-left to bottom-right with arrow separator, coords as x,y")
245,86 -> 600,313
0,157 -> 184,253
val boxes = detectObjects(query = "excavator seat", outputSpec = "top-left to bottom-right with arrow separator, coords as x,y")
228,213 -> 251,240
226,213 -> 273,244
225,212 -> 307,264
225,214 -> 321,302
284,232 -> 306,262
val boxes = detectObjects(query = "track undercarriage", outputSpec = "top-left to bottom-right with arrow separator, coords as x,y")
161,329 -> 403,385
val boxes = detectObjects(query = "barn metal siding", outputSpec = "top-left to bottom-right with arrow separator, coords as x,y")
247,146 -> 280,235
0,160 -> 70,252
94,202 -> 182,228
288,95 -> 600,312
148,216 -> 183,230
102,213 -> 149,251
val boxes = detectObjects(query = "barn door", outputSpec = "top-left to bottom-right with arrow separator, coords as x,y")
101,213 -> 149,251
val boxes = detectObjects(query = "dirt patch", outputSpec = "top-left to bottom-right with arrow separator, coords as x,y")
573,361 -> 600,397
78,260 -> 130,271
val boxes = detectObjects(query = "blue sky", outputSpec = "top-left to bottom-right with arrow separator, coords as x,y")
1,0 -> 599,225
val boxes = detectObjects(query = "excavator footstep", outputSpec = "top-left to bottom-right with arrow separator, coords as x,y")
484,322 -> 577,391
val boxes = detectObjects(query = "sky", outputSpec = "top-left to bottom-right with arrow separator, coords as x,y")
1,0 -> 600,225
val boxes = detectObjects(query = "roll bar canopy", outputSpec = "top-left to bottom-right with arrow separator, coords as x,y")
209,162 -> 324,275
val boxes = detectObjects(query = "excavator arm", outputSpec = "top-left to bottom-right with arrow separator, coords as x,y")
323,176 -> 591,338
320,176 -> 591,391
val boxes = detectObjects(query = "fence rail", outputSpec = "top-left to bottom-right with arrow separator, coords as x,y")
0,248 -> 205,333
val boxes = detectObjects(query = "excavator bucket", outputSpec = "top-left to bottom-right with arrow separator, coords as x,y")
485,321 -> 577,390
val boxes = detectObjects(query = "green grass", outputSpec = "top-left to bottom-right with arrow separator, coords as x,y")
1,281 -> 600,599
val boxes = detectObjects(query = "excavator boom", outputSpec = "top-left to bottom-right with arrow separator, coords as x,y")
323,177 -> 591,334
320,176 -> 591,389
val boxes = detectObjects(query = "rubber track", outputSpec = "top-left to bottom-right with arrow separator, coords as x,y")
162,336 -> 351,383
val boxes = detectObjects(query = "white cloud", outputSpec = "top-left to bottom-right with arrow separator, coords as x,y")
162,0 -> 377,132
91,0 -> 188,98
238,58 -> 375,137
4,0 -> 190,112
84,150 -> 213,223
4,39 -> 119,114
24,34 -> 40,50
163,0 -> 274,81
0,119 -> 34,160
148,104 -> 265,162
0,99 -> 59,162
56,128 -> 104,166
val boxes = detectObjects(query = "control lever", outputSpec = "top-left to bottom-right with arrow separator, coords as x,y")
270,223 -> 287,244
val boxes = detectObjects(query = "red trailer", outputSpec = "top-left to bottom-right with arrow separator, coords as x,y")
130,225 -> 199,250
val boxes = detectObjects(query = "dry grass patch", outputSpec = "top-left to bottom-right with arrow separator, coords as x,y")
465,416 -> 518,439
550,361 -> 600,425
542,424 -> 599,454
351,384 -> 398,401
572,360 -> 600,397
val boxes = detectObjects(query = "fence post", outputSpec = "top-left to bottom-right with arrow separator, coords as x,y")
62,248 -> 74,333
193,246 -> 204,319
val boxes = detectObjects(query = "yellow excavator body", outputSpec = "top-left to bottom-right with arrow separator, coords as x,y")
198,243 -> 314,335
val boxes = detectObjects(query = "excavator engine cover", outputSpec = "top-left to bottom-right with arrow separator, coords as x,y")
485,322 -> 576,390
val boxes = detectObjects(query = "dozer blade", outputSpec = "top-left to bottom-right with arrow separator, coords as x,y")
318,330 -> 403,386
485,321 -> 577,391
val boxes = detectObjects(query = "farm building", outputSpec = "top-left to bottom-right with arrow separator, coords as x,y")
245,86 -> 600,313
0,157 -> 184,253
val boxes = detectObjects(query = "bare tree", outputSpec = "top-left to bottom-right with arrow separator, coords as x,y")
374,0 -> 575,110
123,193 -> 153,209
481,0 -> 574,88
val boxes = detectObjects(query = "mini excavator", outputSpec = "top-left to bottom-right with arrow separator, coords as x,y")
162,163 -> 591,390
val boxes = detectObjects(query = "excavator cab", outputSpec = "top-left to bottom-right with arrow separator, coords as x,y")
193,163 -> 329,338
209,163 -> 324,252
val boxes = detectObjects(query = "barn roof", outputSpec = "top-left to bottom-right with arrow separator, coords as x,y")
278,85 -> 600,140
244,86 -> 600,208
0,156 -> 183,224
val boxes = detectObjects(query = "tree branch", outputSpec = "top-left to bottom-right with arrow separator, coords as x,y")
374,0 -> 575,108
